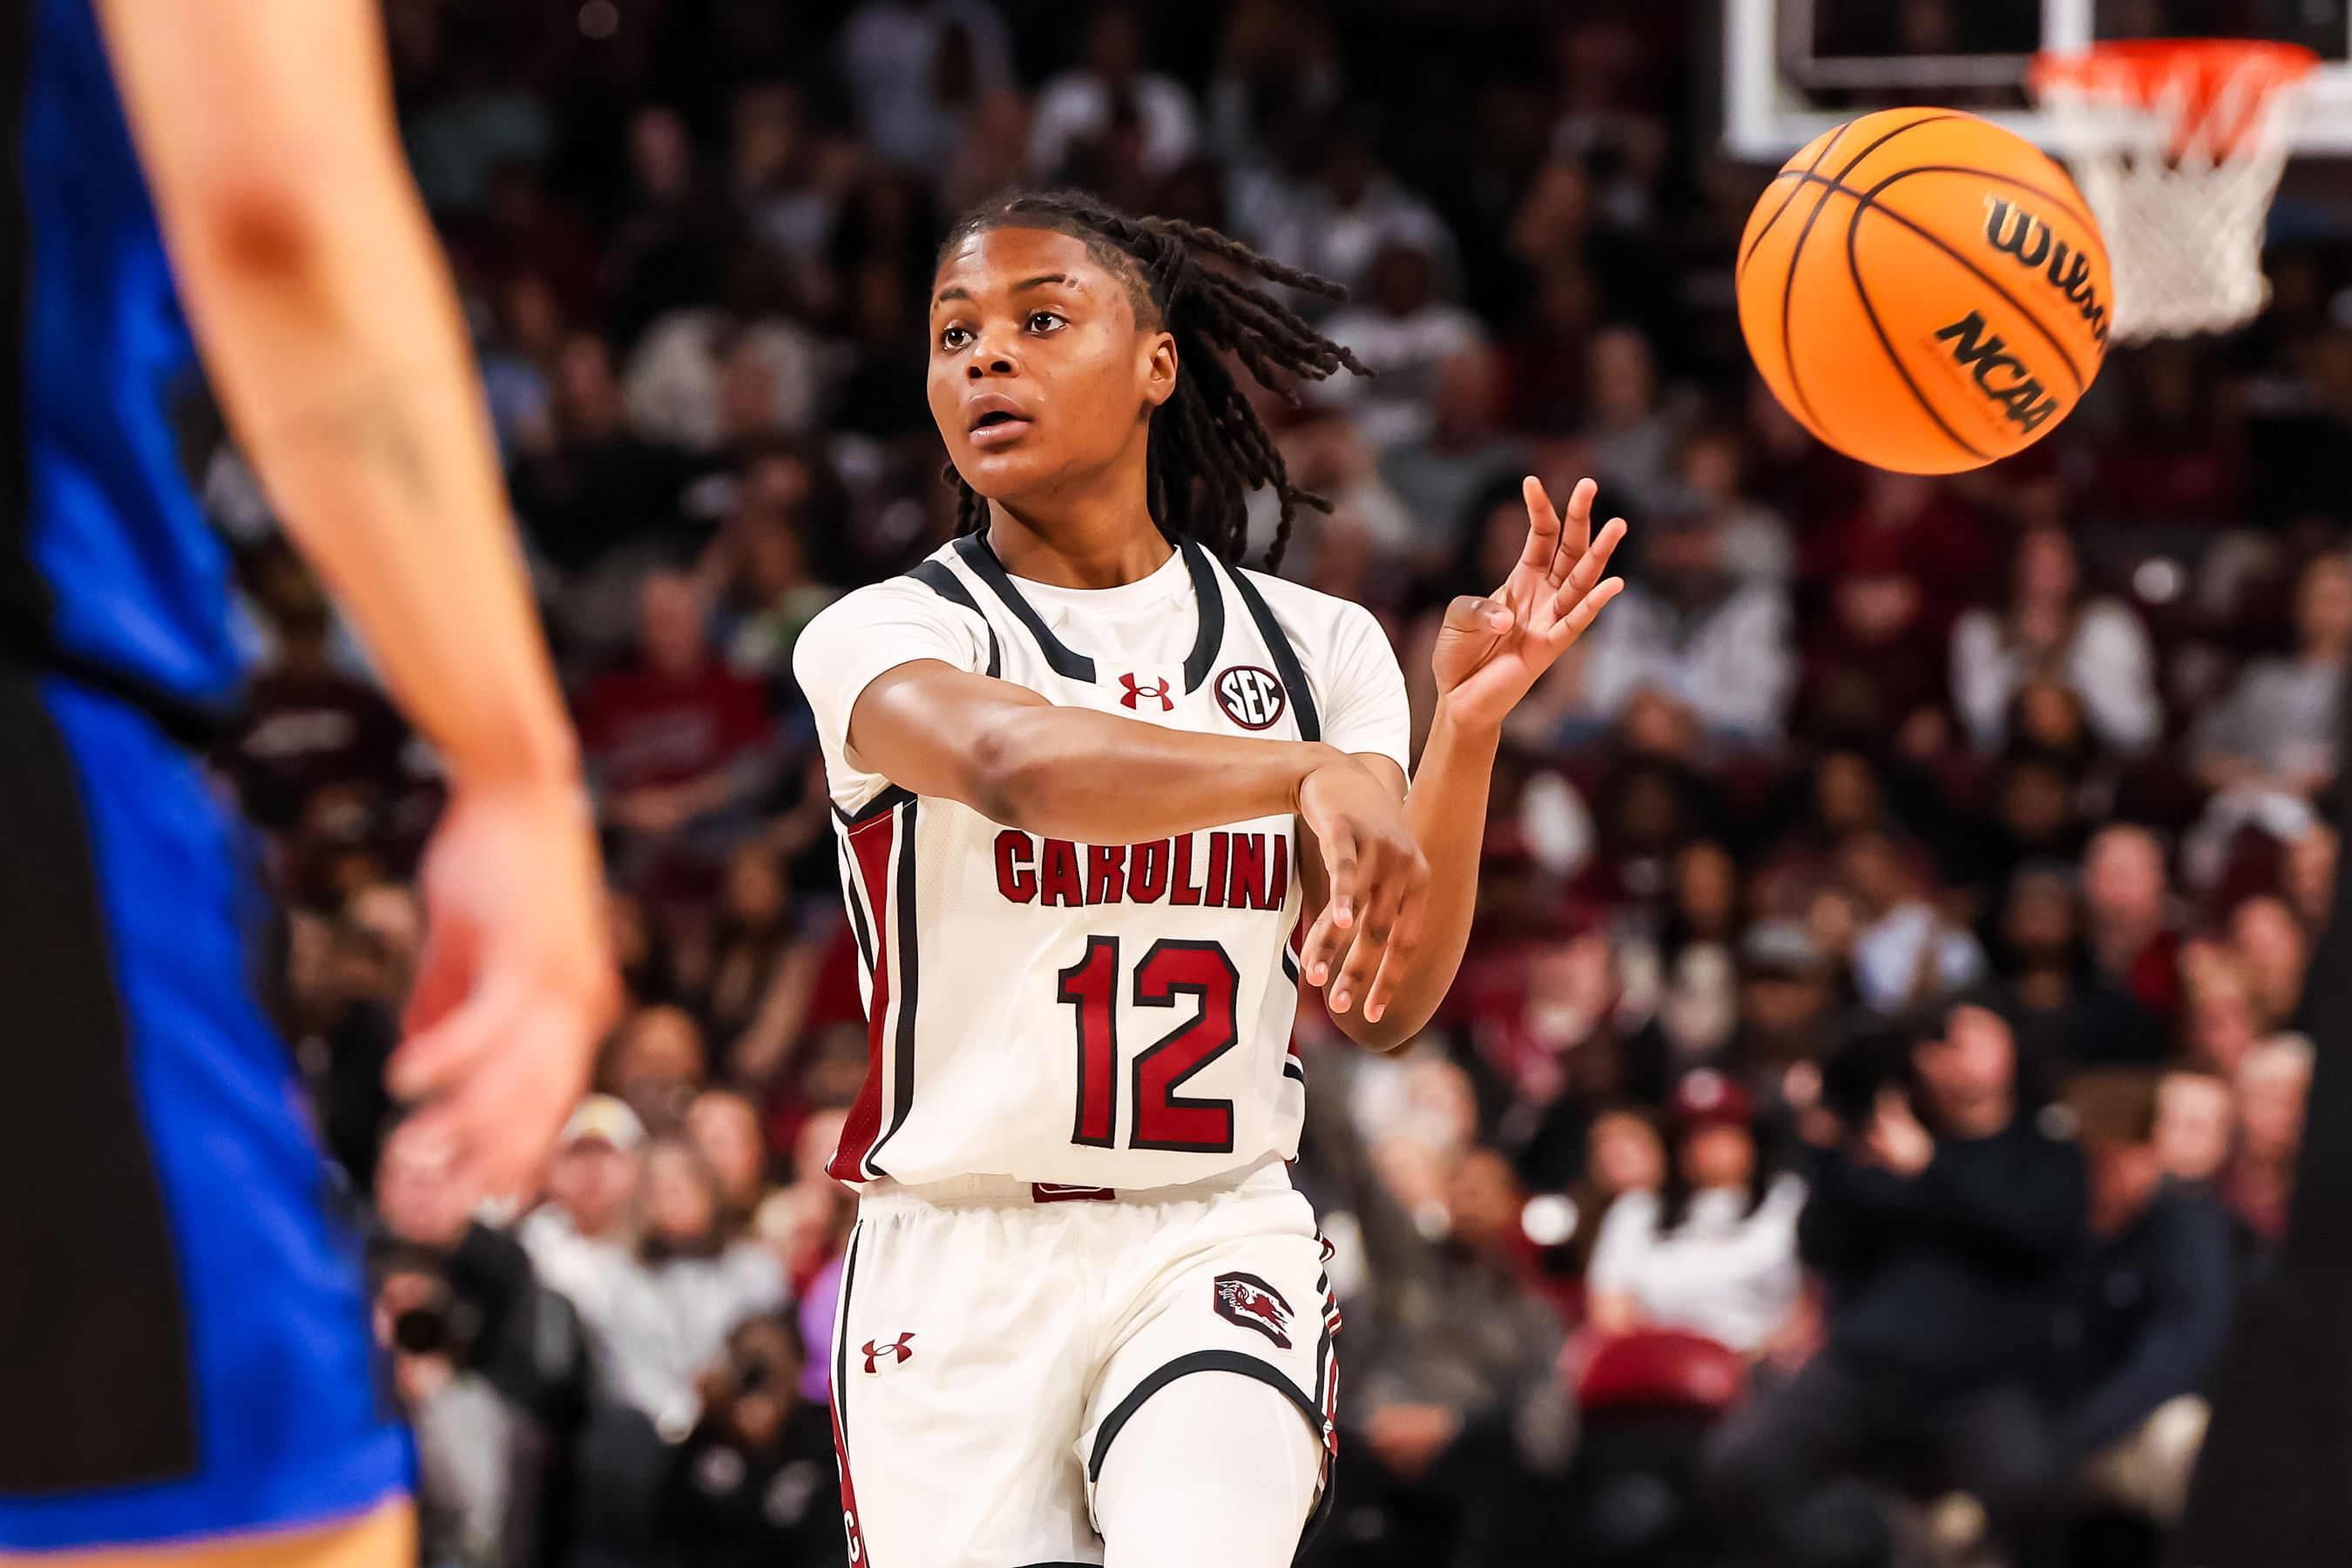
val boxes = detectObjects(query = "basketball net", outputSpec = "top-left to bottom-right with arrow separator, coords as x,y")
2033,40 -> 2317,344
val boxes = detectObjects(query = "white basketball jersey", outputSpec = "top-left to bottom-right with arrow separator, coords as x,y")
794,534 -> 1409,1190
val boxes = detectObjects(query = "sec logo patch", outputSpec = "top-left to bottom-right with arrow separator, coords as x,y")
1214,666 -> 1286,730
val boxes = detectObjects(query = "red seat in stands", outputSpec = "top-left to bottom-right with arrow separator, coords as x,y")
1577,1328 -> 1747,1418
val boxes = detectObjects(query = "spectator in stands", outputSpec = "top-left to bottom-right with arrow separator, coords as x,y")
378,1117 -> 596,1438
225,588 -> 410,836
2193,551 -> 2352,799
622,246 -> 821,452
578,572 -> 778,880
2222,1032 -> 2314,1245
1571,505 -> 1795,747
1581,324 -> 1685,517
838,0 -> 1016,173
1677,423 -> 1794,587
1376,345 -> 1529,571
509,334 -> 694,576
2055,1070 -> 2233,1533
1319,240 -> 1486,452
1231,117 -> 1454,300
2153,1071 -> 2235,1190
1995,864 -> 2166,1071
376,1246 -> 535,1568
1730,920 -> 1837,1084
2083,825 -> 2184,1019
2229,895 -> 2310,1035
1316,1144 -> 1574,1568
1706,999 -> 2085,1568
1586,1071 -> 1806,1358
1026,4 -> 1200,187
658,1313 -> 846,1568
610,1004 -> 710,1138
520,1095 -> 647,1304
1835,831 -> 1987,1015
1950,526 -> 2162,756
1555,1107 -> 1667,1275
612,1140 -> 789,1438
688,1088 -> 775,1238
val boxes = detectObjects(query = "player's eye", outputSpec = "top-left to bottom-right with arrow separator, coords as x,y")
1025,310 -> 1066,335
937,323 -> 973,351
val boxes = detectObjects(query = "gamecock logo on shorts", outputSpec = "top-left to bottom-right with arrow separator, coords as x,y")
1213,666 -> 1286,730
1213,1271 -> 1294,1349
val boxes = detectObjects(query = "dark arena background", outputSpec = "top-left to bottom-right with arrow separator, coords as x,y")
112,0 -> 2352,1565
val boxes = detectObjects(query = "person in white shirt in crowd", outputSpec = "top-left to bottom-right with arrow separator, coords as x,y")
1026,4 -> 1200,182
1582,325 -> 1688,518
1228,119 -> 1455,301
1950,525 -> 2161,756
838,0 -> 1017,173
1316,240 -> 1486,451
1585,1071 -> 1807,1358
518,1096 -> 647,1339
1571,504 -> 1795,748
619,1139 -> 789,1437
521,1098 -> 787,1437
1833,830 -> 1989,1015
1375,345 -> 1530,573
2192,551 -> 2352,799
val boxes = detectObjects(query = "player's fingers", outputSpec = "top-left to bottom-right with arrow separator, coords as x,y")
1299,904 -> 1348,989
1315,817 -> 1362,935
1541,518 -> 1628,618
1441,593 -> 1515,638
1362,890 -> 1429,1025
1517,476 -> 1564,580
445,1017 -> 593,1198
1326,917 -> 1386,1017
1550,477 -> 1599,584
1544,576 -> 1626,652
1332,841 -> 1413,1015
387,983 -> 513,1101
402,922 -> 474,1037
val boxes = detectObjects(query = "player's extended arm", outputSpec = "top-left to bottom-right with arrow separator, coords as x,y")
100,0 -> 617,1192
849,661 -> 1429,1012
1320,478 -> 1625,1051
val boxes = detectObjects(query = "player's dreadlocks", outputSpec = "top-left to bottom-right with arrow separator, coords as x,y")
938,190 -> 1369,572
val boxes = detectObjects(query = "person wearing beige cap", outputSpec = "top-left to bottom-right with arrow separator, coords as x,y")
519,1096 -> 649,1338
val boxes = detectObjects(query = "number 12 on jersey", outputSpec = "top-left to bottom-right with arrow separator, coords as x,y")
1056,936 -> 1240,1153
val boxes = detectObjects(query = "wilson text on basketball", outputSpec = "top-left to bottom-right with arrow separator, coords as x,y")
1983,196 -> 2110,346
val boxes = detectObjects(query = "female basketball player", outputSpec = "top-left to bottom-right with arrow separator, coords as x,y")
794,191 -> 1625,1568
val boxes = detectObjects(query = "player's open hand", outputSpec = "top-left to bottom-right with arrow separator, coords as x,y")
1430,476 -> 1626,732
1296,755 -> 1429,1024
387,781 -> 620,1200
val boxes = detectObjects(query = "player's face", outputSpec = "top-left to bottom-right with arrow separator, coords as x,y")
927,226 -> 1175,509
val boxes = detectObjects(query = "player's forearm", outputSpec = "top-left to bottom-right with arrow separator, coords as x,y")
973,705 -> 1345,842
1334,698 -> 1497,1050
102,0 -> 576,791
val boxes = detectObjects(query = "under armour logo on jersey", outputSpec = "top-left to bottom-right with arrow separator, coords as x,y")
1118,672 -> 1173,711
1213,1271 -> 1294,1349
1214,666 -> 1286,730
862,1333 -> 916,1373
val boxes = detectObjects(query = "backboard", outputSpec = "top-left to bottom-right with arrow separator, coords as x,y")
1723,0 -> 2352,159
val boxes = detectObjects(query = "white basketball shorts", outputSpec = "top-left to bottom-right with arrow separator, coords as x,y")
828,1159 -> 1342,1568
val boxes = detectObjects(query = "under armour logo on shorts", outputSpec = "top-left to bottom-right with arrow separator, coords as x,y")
862,1332 -> 916,1373
1119,672 -> 1173,712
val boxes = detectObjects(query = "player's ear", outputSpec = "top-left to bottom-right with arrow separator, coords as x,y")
1140,329 -> 1177,409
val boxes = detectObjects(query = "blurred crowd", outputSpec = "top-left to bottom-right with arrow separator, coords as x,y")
194,1 -> 2352,1565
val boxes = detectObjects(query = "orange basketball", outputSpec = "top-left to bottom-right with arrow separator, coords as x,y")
1737,108 -> 2112,476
